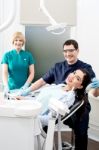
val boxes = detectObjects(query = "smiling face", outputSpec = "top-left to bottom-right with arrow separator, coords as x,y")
63,44 -> 79,64
65,69 -> 85,90
12,32 -> 25,51
13,37 -> 24,51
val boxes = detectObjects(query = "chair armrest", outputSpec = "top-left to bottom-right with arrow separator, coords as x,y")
61,100 -> 84,122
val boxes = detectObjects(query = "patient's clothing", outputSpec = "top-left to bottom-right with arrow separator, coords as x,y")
36,84 -> 75,126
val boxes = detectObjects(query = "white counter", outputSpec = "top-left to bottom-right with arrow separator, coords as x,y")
0,93 -> 42,150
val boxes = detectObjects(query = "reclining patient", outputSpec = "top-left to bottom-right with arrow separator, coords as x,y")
16,69 -> 91,126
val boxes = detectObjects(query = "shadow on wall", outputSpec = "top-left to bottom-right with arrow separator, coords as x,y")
25,26 -> 70,81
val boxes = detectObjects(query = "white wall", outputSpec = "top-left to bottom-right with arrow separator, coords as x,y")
71,0 -> 99,77
71,0 -> 99,141
0,0 -> 25,51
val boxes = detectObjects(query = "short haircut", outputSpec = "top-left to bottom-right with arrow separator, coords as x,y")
12,32 -> 26,45
63,39 -> 79,50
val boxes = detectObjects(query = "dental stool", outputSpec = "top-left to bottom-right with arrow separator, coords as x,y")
41,99 -> 84,150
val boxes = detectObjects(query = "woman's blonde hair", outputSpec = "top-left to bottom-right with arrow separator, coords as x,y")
12,32 -> 26,45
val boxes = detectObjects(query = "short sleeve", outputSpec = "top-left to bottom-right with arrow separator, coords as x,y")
1,52 -> 9,64
42,67 -> 55,84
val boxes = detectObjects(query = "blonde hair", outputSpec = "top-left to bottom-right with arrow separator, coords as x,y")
12,32 -> 26,45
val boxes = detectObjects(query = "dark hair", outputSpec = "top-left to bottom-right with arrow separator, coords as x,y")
63,39 -> 79,50
75,68 -> 91,100
74,69 -> 91,116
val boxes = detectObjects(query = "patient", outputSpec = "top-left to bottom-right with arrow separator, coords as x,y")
16,69 -> 91,126
37,68 -> 91,126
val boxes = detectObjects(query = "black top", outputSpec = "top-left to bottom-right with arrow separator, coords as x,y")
43,59 -> 95,84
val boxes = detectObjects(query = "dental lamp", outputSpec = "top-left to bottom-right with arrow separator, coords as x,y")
40,0 -> 67,35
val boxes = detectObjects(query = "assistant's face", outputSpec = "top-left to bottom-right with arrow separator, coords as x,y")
65,69 -> 85,90
13,38 -> 24,51
63,44 -> 79,64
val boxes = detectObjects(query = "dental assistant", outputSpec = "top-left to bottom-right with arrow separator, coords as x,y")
1,31 -> 35,95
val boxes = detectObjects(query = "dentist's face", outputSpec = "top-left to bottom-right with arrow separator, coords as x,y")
65,69 -> 85,90
13,38 -> 24,51
63,44 -> 79,64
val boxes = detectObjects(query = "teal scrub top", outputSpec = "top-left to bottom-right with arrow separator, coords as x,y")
1,49 -> 35,90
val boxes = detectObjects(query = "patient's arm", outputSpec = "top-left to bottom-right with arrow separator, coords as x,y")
88,88 -> 99,97
15,96 -> 25,100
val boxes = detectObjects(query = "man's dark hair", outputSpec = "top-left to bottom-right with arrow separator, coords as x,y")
63,39 -> 79,50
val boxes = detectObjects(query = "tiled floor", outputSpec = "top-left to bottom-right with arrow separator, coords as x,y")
88,138 -> 99,150
54,131 -> 99,150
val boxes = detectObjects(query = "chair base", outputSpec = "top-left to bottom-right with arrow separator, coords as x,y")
62,141 -> 74,150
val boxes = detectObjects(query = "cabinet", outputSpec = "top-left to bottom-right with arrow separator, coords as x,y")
20,0 -> 77,25
88,93 -> 99,141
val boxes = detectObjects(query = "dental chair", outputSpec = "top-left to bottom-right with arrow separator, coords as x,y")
3,90 -> 84,150
41,99 -> 84,150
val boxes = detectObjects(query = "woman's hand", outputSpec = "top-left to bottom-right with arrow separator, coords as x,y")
14,96 -> 25,100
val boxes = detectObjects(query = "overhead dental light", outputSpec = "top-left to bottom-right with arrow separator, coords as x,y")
0,0 -> 17,32
40,0 -> 67,35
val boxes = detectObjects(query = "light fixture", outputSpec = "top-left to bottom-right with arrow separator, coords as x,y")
40,0 -> 67,35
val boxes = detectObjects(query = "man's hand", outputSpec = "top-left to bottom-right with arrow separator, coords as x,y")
86,78 -> 99,91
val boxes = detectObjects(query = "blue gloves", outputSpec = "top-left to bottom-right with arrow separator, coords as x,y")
86,78 -> 99,91
3,85 -> 10,97
21,82 -> 30,90
18,87 -> 32,96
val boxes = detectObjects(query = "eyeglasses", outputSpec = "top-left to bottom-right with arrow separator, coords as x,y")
63,49 -> 76,53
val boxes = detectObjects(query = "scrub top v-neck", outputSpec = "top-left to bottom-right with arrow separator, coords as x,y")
1,49 -> 35,90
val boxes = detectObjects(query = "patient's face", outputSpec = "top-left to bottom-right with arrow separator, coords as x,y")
65,69 -> 84,90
